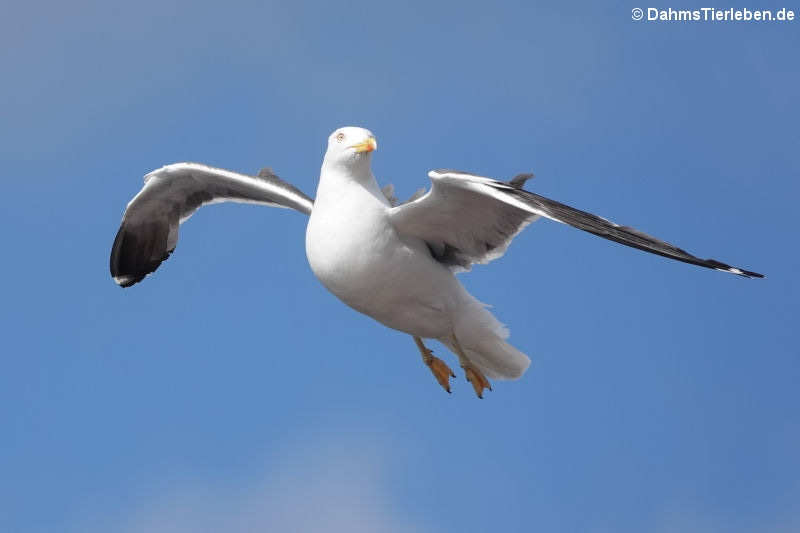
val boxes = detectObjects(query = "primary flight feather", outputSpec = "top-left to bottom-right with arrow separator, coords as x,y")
110,126 -> 763,397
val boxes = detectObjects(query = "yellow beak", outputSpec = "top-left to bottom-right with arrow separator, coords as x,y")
350,136 -> 377,153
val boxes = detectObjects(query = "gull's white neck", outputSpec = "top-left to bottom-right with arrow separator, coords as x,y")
316,156 -> 388,208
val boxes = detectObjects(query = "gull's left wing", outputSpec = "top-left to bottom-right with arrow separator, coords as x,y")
387,169 -> 763,278
110,162 -> 313,287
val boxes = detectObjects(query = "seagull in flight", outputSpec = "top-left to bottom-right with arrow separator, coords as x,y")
110,126 -> 763,398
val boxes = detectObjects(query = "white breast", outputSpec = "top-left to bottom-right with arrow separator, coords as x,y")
305,171 -> 461,338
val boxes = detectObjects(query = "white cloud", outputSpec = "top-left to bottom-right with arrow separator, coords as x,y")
110,439 -> 433,533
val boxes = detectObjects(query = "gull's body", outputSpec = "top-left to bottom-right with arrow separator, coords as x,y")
307,161 -> 455,339
110,126 -> 763,397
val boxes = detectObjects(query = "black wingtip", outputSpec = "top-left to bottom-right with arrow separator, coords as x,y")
109,223 -> 172,288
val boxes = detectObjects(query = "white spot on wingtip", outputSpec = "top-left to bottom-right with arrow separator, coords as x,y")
715,267 -> 745,276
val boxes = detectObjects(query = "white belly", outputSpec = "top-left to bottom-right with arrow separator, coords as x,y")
305,190 -> 462,339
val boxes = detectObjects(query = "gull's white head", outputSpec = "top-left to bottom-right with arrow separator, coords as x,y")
322,126 -> 377,172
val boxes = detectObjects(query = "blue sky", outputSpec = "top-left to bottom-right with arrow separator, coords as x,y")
2,1 -> 798,532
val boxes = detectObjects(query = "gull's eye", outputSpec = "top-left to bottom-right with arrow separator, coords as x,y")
335,132 -> 345,143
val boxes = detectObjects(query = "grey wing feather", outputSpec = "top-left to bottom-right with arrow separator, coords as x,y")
405,187 -> 428,204
388,169 -> 763,278
381,184 -> 399,207
509,172 -> 534,189
110,162 -> 314,287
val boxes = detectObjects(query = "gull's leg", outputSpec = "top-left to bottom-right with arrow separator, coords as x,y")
450,335 -> 492,399
413,336 -> 455,394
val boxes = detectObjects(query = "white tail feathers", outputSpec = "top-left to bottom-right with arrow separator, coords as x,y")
447,296 -> 531,380
461,337 -> 530,380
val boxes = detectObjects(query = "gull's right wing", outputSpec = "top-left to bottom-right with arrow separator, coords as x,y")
110,162 -> 313,287
387,169 -> 763,278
